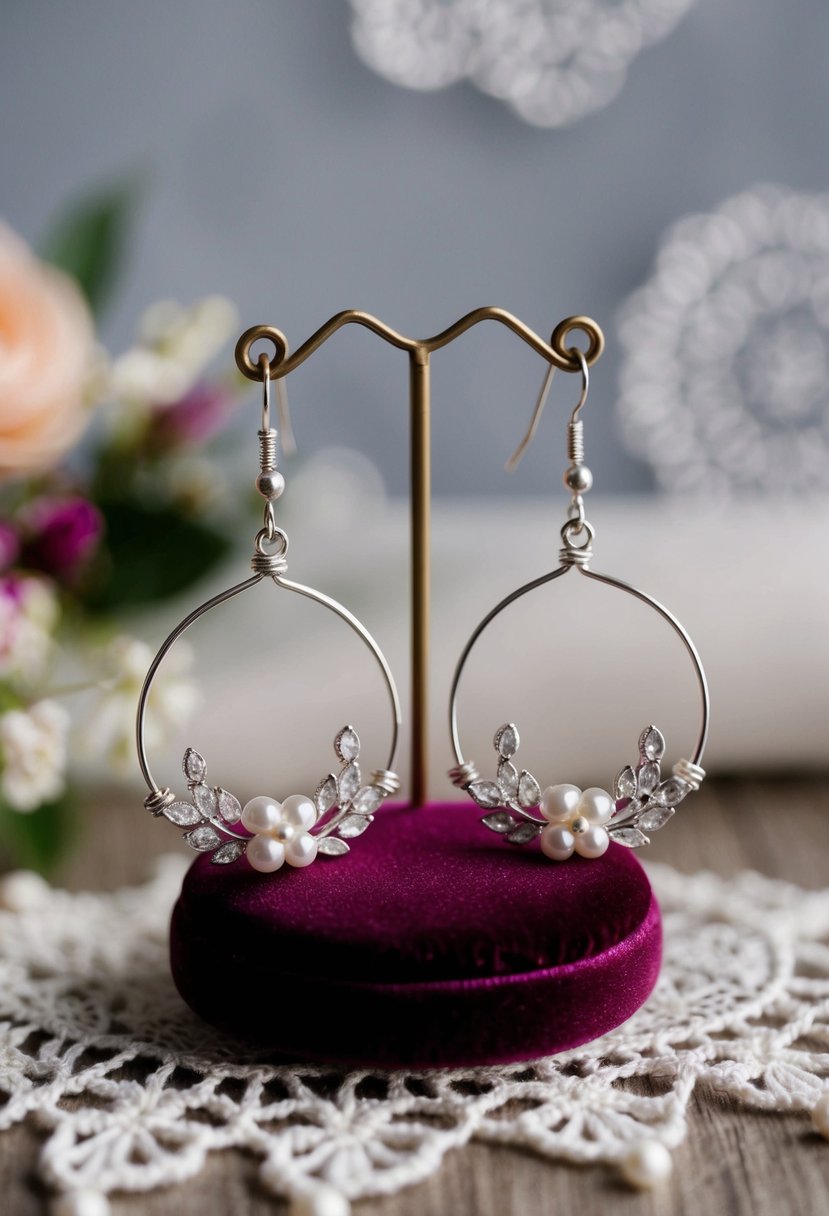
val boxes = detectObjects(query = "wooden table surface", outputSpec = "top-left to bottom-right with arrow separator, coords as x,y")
4,776 -> 829,1215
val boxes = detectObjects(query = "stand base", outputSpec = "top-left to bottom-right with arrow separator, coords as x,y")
170,802 -> 661,1068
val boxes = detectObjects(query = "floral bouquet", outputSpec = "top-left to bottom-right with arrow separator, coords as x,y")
0,190 -> 248,871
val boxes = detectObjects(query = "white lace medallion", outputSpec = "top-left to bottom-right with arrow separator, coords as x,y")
349,0 -> 698,128
617,183 -> 829,494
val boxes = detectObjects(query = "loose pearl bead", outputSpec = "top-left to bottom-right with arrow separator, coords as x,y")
811,1092 -> 829,1138
620,1140 -> 673,1188
285,832 -> 318,868
570,816 -> 590,835
241,796 -> 283,835
271,822 -> 296,844
51,1191 -> 110,1216
574,825 -> 610,859
282,794 -> 317,831
290,1184 -> 350,1216
540,783 -> 582,823
540,824 -> 575,861
246,834 -> 286,873
578,787 -> 615,825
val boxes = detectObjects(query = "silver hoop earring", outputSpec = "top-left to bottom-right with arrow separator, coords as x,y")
136,352 -> 401,871
448,351 -> 709,861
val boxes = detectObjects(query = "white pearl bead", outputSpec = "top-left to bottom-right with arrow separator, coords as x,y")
241,796 -> 283,835
574,825 -> 610,859
811,1092 -> 829,1138
285,832 -> 318,868
540,824 -> 575,861
246,834 -> 286,873
290,1184 -> 351,1216
540,783 -> 582,823
578,787 -> 615,825
282,793 -> 317,831
620,1140 -> 673,1189
51,1190 -> 110,1216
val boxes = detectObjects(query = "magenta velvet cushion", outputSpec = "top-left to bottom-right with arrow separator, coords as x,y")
170,802 -> 661,1068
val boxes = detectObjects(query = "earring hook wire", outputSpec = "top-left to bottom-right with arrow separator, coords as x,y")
505,348 -> 589,473
257,351 -> 296,456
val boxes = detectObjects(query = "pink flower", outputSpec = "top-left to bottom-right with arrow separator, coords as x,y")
150,381 -> 236,449
20,496 -> 103,581
0,223 -> 96,475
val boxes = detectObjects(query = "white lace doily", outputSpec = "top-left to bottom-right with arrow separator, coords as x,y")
2,856 -> 829,1214
617,183 -> 829,494
349,0 -> 698,129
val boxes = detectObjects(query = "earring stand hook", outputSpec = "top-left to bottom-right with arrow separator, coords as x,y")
235,310 -> 604,807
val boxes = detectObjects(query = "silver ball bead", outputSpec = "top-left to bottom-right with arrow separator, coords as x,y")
564,465 -> 593,493
256,470 -> 285,500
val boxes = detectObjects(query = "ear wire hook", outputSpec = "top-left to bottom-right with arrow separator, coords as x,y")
505,348 -> 590,473
276,378 -> 296,457
568,349 -> 589,424
256,352 -> 297,457
505,363 -> 556,472
258,353 -> 271,431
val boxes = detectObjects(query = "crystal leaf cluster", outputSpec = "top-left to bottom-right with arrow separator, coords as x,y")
162,748 -> 245,865
312,725 -> 392,856
158,725 -> 392,867
468,724 -> 545,846
607,724 -> 691,847
470,722 -> 693,855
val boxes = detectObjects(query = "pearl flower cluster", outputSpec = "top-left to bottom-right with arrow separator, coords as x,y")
538,784 -> 613,861
466,722 -> 701,859
241,795 -> 318,872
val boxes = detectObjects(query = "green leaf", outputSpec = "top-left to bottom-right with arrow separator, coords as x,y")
85,497 -> 231,614
41,184 -> 134,316
0,684 -> 24,715
0,791 -> 78,876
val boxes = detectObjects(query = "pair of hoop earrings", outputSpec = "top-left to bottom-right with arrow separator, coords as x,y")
137,343 -> 708,872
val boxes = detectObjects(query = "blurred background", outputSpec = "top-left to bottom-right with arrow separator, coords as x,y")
0,0 -> 827,871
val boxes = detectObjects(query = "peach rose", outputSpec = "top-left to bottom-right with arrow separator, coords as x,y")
0,222 -> 96,475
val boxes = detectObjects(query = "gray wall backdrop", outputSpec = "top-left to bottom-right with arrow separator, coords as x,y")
2,0 -> 828,495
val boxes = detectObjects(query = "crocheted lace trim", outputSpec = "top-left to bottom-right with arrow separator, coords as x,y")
1,857 -> 828,1212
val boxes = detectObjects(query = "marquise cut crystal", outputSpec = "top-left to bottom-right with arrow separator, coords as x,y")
335,726 -> 360,763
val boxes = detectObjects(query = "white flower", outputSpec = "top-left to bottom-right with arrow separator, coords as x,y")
81,635 -> 198,773
0,699 -> 69,812
0,576 -> 60,687
109,296 -> 239,406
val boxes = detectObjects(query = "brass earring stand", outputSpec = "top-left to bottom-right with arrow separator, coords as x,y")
236,309 -> 605,808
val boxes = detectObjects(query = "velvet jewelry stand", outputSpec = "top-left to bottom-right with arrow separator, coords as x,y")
170,802 -> 661,1068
